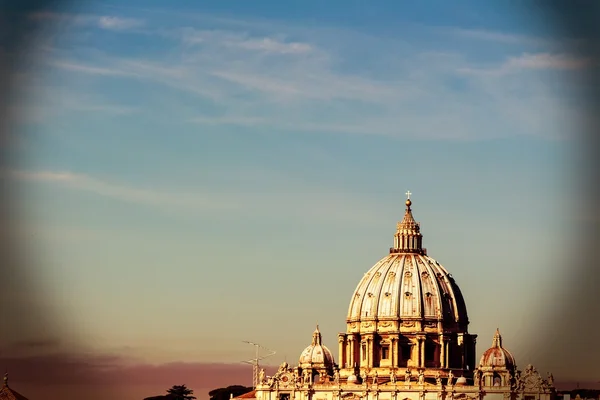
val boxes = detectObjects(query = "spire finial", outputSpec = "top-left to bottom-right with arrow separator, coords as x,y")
391,190 -> 423,254
492,328 -> 502,348
3,371 -> 7,387
405,190 -> 412,208
312,324 -> 322,345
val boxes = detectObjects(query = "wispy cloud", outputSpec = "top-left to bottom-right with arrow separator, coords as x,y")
179,28 -> 313,54
10,82 -> 139,125
458,52 -> 597,76
29,12 -> 144,31
49,58 -> 222,102
49,61 -> 134,76
187,115 -> 267,126
237,37 -> 312,54
68,104 -> 139,115
96,16 -> 144,31
6,169 -> 386,224
34,13 -> 587,141
446,27 -> 551,46
504,52 -> 596,71
7,170 -> 237,212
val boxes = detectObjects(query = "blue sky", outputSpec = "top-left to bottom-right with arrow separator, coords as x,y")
4,0 -> 594,390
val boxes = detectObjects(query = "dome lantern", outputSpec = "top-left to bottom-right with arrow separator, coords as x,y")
391,191 -> 426,255
312,325 -> 323,346
492,328 -> 502,348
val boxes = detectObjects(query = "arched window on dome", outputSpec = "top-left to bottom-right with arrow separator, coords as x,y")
493,373 -> 501,387
313,372 -> 322,384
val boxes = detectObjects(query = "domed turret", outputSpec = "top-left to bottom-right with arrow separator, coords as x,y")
338,192 -> 477,383
475,329 -> 516,387
479,329 -> 516,369
299,325 -> 335,378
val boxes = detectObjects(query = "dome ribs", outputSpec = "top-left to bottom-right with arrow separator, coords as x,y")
378,255 -> 401,317
346,255 -> 471,330
400,255 -> 419,318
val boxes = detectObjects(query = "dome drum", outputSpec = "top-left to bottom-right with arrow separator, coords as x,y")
389,247 -> 428,255
337,331 -> 477,374
345,319 -> 449,335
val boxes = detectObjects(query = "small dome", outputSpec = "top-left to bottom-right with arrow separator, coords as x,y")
455,377 -> 467,386
479,329 -> 516,369
347,374 -> 358,383
298,326 -> 335,369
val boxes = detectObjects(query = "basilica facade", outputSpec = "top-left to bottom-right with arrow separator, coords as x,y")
252,196 -> 555,400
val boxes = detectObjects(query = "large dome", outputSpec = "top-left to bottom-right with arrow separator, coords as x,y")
346,197 -> 469,332
337,194 -> 477,377
347,253 -> 469,328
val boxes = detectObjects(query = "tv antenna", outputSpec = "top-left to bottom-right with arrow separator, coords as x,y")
241,341 -> 276,389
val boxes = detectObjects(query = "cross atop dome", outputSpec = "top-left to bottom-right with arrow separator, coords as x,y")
405,190 -> 412,209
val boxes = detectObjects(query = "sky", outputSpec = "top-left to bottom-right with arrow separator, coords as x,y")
1,1 -> 598,399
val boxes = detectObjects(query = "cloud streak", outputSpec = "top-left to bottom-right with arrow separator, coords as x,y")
30,10 -> 591,143
445,27 -> 552,46
458,52 -> 597,76
5,169 -> 386,225
7,170 -> 238,213
179,29 -> 313,55
29,11 -> 144,31
49,61 -> 135,76
504,52 -> 596,70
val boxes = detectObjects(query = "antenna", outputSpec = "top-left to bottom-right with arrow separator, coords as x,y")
241,341 -> 276,389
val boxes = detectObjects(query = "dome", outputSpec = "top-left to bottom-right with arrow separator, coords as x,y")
346,253 -> 469,327
479,329 -> 516,369
299,326 -> 335,369
346,197 -> 469,331
338,193 -> 477,376
455,377 -> 468,386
